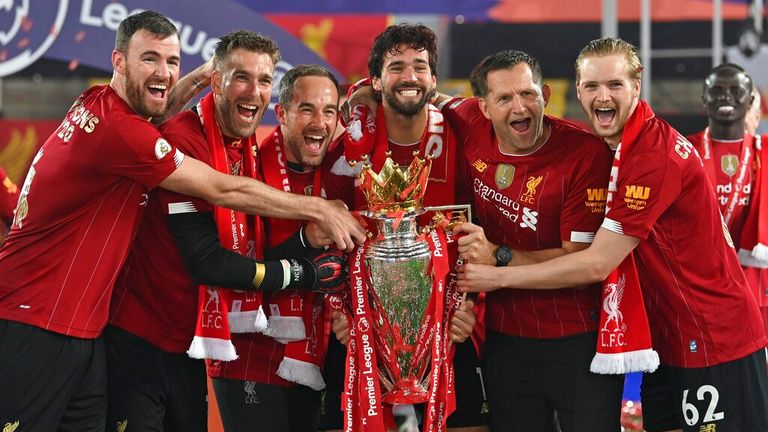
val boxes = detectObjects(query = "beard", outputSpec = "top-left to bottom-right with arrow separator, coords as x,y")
383,86 -> 436,117
216,100 -> 260,139
124,68 -> 166,118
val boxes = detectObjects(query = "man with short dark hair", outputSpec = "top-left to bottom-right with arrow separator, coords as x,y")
208,63 -> 344,432
687,63 -> 768,337
443,49 -> 622,432
323,23 -> 486,432
0,12 -> 363,431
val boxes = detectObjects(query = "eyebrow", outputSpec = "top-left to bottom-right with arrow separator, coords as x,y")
139,50 -> 180,63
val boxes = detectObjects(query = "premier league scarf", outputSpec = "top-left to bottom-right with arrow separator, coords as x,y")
186,92 -> 265,361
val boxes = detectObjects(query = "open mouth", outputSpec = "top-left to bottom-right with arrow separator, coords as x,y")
510,118 -> 531,133
396,87 -> 421,98
147,83 -> 167,99
237,103 -> 259,122
717,105 -> 735,115
595,107 -> 616,126
304,132 -> 327,153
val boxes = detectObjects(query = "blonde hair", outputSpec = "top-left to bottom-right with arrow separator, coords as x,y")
575,37 -> 643,84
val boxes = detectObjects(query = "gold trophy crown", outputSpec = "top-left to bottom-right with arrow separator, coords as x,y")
356,151 -> 433,214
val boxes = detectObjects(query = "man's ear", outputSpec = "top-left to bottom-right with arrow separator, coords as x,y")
479,97 -> 491,120
112,50 -> 125,74
372,77 -> 383,92
211,70 -> 222,96
542,83 -> 551,107
275,103 -> 287,126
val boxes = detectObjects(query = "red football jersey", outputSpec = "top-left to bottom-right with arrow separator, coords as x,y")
0,85 -> 181,338
604,117 -> 767,367
687,130 -> 754,248
444,97 -> 611,338
110,110 -> 248,352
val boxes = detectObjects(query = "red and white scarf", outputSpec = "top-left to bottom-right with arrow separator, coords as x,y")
341,227 -> 456,432
259,127 -> 327,390
187,93 -> 266,361
590,100 -> 660,374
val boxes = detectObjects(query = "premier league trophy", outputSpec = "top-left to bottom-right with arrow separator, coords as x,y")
344,150 -> 468,410
358,154 -> 435,404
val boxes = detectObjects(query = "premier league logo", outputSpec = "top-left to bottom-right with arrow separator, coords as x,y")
0,0 -> 68,77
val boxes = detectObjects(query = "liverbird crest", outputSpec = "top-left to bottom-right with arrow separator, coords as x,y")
356,151 -> 433,214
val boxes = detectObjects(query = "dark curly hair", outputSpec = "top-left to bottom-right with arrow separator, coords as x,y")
368,23 -> 437,79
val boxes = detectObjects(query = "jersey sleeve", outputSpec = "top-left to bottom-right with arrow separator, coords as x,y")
156,120 -> 214,215
440,97 -> 487,141
603,149 -> 681,240
97,116 -> 182,189
560,140 -> 613,243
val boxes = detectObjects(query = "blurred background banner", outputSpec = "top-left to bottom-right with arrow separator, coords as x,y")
0,0 -> 339,77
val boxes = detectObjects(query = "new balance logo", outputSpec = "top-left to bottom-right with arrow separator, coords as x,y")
519,207 -> 538,231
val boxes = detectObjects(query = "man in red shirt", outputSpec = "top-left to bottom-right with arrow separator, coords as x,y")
204,64 -> 343,432
442,50 -> 622,431
323,24 -> 485,432
687,63 -> 768,336
0,12 -> 364,432
458,38 -> 768,432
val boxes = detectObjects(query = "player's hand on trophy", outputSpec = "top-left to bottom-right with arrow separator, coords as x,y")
305,249 -> 349,294
313,199 -> 366,252
304,222 -> 333,249
331,311 -> 351,346
456,263 -> 503,293
449,297 -> 476,343
454,222 -> 497,265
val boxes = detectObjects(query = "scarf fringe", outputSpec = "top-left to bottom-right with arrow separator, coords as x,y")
739,247 -> 768,268
276,357 -> 326,391
751,243 -> 768,264
227,305 -> 268,334
187,336 -> 238,361
263,316 -> 306,343
590,349 -> 660,374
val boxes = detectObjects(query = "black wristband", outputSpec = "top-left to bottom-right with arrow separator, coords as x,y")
282,258 -> 316,290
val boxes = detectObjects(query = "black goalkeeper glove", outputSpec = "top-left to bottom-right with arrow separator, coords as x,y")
284,250 -> 349,293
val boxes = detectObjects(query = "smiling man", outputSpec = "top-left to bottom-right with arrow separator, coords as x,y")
441,50 -> 621,431
457,38 -> 768,432
687,64 -> 768,337
322,23 -> 486,432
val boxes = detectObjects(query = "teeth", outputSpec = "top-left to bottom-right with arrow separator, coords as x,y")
718,106 -> 735,113
596,107 -> 614,112
148,84 -> 167,90
399,89 -> 418,97
306,134 -> 324,140
238,104 -> 257,110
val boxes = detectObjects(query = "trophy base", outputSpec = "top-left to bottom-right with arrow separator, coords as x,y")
382,379 -> 429,404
